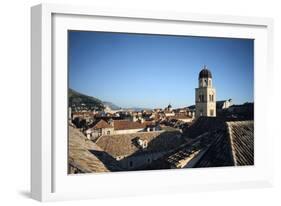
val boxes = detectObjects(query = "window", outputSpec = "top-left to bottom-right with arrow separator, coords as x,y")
198,94 -> 205,102
129,161 -> 133,168
210,109 -> 214,116
209,94 -> 214,102
107,131 -> 110,135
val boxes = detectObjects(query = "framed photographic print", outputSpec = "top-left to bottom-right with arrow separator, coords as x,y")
31,3 -> 274,201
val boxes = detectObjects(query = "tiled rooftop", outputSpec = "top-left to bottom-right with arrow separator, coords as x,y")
183,116 -> 225,139
96,130 -> 184,158
165,119 -> 254,168
113,120 -> 145,130
90,119 -> 113,129
69,117 -> 254,173
227,121 -> 254,166
68,126 -> 120,173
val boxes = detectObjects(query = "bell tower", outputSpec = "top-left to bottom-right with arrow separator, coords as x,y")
195,65 -> 216,118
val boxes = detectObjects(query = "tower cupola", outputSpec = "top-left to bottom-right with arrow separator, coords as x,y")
195,65 -> 216,118
199,65 -> 212,79
198,65 -> 213,88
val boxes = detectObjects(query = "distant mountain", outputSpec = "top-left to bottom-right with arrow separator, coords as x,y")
69,88 -> 151,112
69,88 -> 104,110
103,101 -> 121,110
124,107 -> 152,112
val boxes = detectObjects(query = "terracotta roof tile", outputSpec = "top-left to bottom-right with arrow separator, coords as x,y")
96,131 -> 183,157
68,126 -> 120,173
170,114 -> 191,120
164,119 -> 254,168
91,119 -> 113,129
183,116 -> 225,139
113,120 -> 145,130
227,121 -> 254,166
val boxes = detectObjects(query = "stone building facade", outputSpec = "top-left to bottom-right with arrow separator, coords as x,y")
85,119 -> 114,140
195,66 -> 216,118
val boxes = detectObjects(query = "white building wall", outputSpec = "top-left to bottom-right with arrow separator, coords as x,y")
223,100 -> 232,109
89,128 -> 114,140
113,128 -> 145,135
177,118 -> 193,123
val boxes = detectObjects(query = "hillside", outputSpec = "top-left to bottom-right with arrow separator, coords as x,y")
69,88 -> 104,111
103,101 -> 121,110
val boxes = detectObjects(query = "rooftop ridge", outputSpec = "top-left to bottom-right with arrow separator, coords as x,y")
226,122 -> 237,166
226,120 -> 254,124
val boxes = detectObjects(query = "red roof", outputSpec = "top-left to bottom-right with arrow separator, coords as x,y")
91,119 -> 113,129
113,120 -> 145,130
143,120 -> 155,126
168,113 -> 192,119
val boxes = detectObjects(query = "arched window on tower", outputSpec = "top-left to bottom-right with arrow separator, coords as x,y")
199,94 -> 204,102
209,94 -> 214,102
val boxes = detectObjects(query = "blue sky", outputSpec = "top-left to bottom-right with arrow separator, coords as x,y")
68,31 -> 254,109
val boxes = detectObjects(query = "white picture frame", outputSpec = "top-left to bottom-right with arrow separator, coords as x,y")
31,3 -> 274,202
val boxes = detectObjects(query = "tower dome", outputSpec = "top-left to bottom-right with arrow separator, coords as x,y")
199,66 -> 212,79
